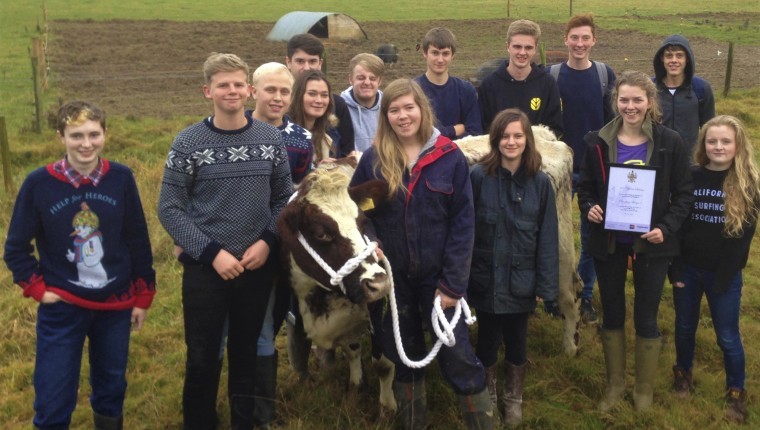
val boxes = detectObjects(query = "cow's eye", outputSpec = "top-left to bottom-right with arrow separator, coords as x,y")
315,232 -> 332,242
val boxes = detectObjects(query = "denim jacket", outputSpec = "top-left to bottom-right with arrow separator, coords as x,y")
350,132 -> 474,298
468,164 -> 559,314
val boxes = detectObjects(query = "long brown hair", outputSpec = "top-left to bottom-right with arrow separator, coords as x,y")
695,115 -> 760,237
373,79 -> 435,198
290,69 -> 334,161
479,108 -> 542,177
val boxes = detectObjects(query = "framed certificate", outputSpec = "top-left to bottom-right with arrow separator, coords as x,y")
604,164 -> 657,233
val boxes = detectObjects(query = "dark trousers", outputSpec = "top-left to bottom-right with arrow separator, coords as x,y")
34,302 -> 131,430
383,277 -> 485,395
181,262 -> 274,430
594,244 -> 669,338
475,311 -> 530,367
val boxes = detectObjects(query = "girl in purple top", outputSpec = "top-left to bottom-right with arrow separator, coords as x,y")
577,70 -> 693,413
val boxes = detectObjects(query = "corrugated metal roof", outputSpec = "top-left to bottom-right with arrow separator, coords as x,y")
266,11 -> 367,41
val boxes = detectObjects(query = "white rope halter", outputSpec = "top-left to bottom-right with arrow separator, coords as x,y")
289,190 -> 476,369
296,232 -> 378,296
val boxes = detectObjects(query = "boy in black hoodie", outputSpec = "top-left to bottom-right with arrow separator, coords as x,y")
653,34 -> 715,153
478,19 -> 563,137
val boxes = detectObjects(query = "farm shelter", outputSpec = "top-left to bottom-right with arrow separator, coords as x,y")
267,11 -> 368,41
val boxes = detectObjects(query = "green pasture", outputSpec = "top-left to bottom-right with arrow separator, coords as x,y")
1,0 -> 760,429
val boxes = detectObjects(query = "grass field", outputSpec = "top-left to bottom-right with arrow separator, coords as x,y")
1,1 -> 760,429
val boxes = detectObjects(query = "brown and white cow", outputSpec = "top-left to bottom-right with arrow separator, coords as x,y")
456,125 -> 584,357
277,160 -> 397,413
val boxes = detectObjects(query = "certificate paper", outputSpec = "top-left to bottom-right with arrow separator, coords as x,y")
604,164 -> 656,233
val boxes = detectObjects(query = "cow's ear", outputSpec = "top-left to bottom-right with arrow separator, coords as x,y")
348,179 -> 388,213
277,202 -> 300,243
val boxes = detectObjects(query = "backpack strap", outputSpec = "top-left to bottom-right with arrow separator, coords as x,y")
552,61 -> 608,95
691,76 -> 705,106
594,61 -> 609,94
549,63 -> 561,82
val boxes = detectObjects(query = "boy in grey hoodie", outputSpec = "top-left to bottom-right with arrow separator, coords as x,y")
653,34 -> 715,153
341,53 -> 385,152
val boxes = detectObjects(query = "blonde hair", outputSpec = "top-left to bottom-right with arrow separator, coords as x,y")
506,19 -> 541,44
612,70 -> 662,123
348,53 -> 385,78
203,53 -> 249,84
251,62 -> 293,87
695,115 -> 760,237
373,79 -> 435,198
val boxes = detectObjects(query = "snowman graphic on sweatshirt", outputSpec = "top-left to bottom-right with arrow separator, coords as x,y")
66,202 -> 114,288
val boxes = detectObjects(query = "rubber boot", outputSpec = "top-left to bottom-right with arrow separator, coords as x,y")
286,319 -> 311,380
633,336 -> 661,411
598,329 -> 626,412
502,361 -> 527,427
253,352 -> 278,429
458,387 -> 494,430
725,387 -> 748,424
394,379 -> 427,430
484,364 -> 500,426
94,412 -> 123,430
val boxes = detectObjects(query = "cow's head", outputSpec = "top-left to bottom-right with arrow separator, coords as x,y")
279,165 -> 391,304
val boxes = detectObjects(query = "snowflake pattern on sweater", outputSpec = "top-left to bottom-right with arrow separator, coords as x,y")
158,116 -> 292,265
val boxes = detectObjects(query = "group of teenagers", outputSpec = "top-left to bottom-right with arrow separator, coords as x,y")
4,11 -> 759,430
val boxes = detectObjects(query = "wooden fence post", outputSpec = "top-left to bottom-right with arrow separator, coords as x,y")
0,116 -> 14,193
507,0 -> 510,18
570,0 -> 573,16
31,53 -> 42,133
723,41 -> 734,97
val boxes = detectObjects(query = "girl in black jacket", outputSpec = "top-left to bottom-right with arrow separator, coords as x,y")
670,115 -> 760,424
577,70 -> 693,412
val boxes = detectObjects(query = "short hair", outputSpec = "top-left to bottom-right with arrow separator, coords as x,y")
480,108 -> 542,177
565,13 -> 596,37
348,53 -> 385,78
56,101 -> 106,135
287,33 -> 325,58
203,52 -> 249,84
612,70 -> 662,123
506,19 -> 541,44
663,45 -> 688,55
252,62 -> 293,87
422,27 -> 457,54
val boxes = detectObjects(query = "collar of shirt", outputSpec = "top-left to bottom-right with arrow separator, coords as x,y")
52,157 -> 104,188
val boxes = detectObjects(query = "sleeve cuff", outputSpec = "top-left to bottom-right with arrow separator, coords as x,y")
20,274 -> 46,302
199,241 -> 224,266
260,230 -> 279,251
437,279 -> 463,299
131,278 -> 156,309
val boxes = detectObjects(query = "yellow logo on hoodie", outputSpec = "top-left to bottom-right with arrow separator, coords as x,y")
530,98 -> 541,111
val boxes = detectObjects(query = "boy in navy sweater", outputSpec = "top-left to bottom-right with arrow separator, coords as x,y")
4,101 -> 156,429
158,53 -> 291,429
414,27 -> 482,139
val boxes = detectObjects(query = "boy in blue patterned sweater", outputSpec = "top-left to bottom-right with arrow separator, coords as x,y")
4,101 -> 156,429
158,53 -> 292,429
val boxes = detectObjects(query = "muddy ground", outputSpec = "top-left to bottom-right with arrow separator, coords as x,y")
48,17 -> 760,118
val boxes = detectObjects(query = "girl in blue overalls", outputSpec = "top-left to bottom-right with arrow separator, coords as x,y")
350,78 -> 492,430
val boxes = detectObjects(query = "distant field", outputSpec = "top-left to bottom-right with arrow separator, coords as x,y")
1,1 -> 758,132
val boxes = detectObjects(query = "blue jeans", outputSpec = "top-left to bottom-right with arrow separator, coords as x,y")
673,265 -> 745,389
34,302 -> 131,429
573,173 -> 597,300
